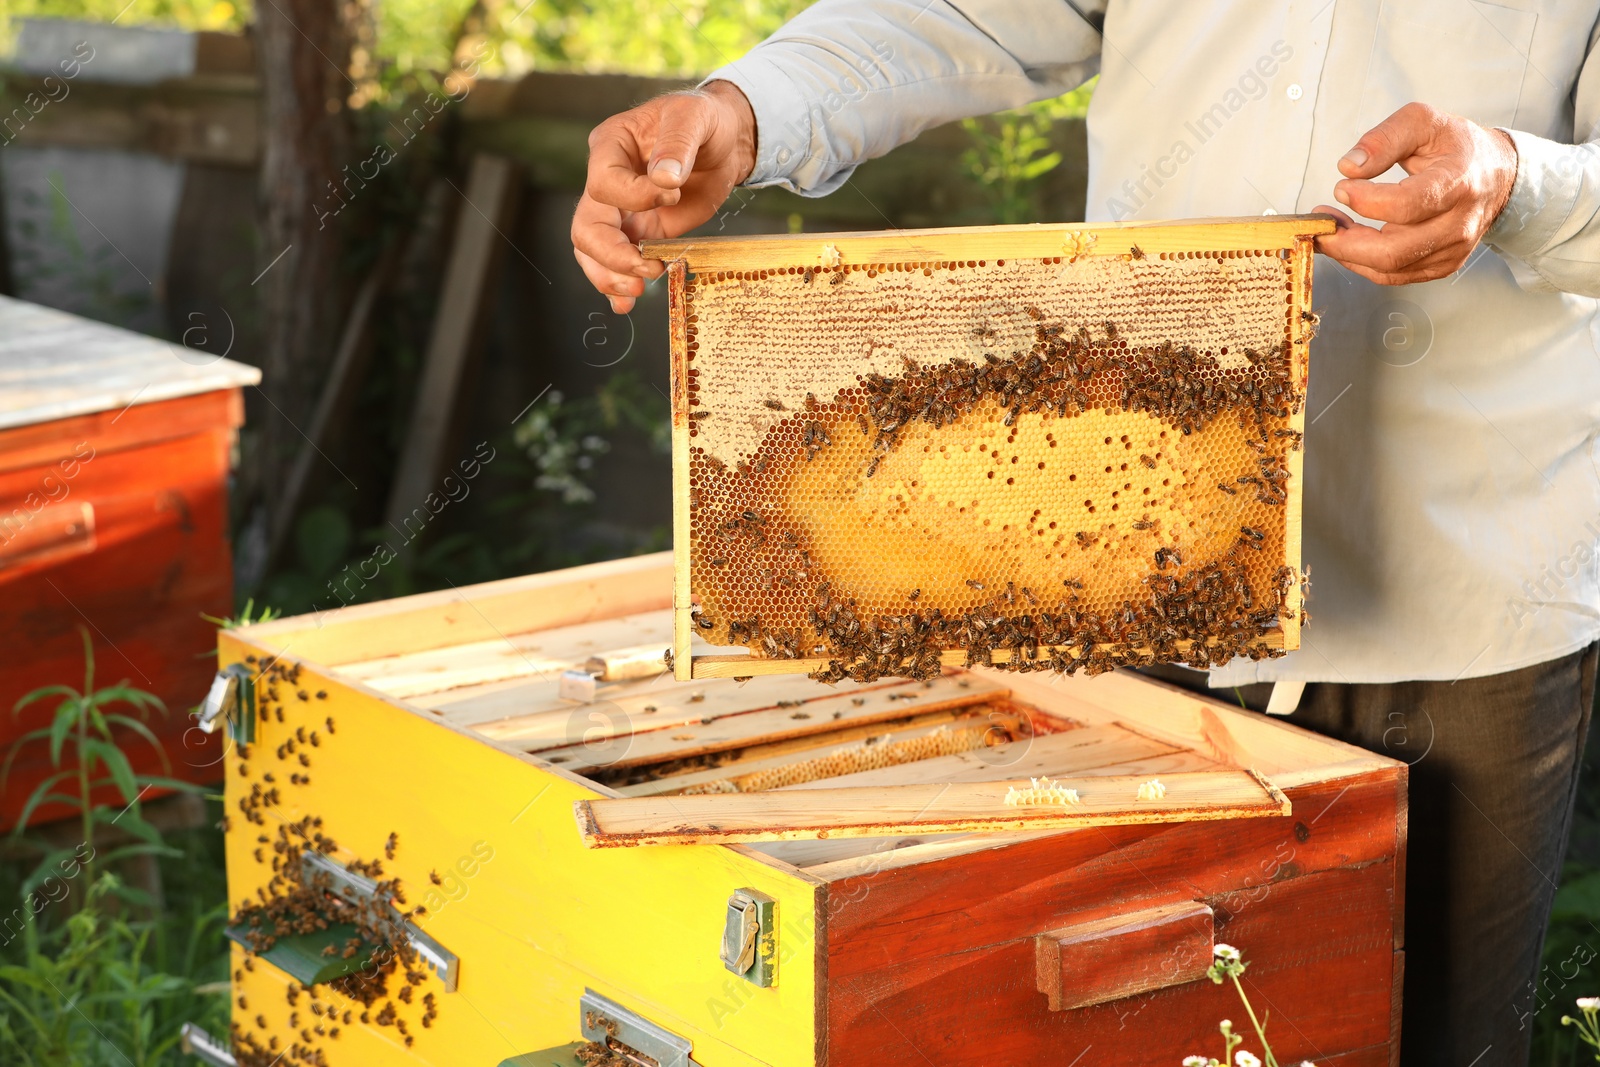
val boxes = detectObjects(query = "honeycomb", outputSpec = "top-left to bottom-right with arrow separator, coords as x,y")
676,241 -> 1314,681
675,721 -> 993,794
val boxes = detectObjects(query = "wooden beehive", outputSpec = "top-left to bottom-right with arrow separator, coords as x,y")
208,553 -> 1403,1067
644,217 -> 1334,683
0,295 -> 258,830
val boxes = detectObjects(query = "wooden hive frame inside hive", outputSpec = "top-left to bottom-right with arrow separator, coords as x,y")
644,216 -> 1335,684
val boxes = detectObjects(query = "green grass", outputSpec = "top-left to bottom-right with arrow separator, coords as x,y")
0,803 -> 231,1066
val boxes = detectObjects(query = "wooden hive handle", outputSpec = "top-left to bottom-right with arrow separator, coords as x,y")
1034,899 -> 1215,1012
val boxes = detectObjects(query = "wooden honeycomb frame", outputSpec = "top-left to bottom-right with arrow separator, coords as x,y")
645,216 -> 1334,682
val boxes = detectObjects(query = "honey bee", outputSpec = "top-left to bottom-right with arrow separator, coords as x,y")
1129,244 -> 1145,260
1217,482 -> 1238,495
966,579 -> 986,590
1132,517 -> 1157,531
708,557 -> 727,567
908,589 -> 920,601
829,271 -> 846,286
802,269 -> 814,285
1139,454 -> 1157,468
1075,531 -> 1098,548
1062,578 -> 1084,590
763,398 -> 785,411
865,455 -> 882,478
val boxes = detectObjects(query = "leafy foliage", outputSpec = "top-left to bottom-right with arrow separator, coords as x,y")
960,82 -> 1094,224
2,631 -> 197,904
513,371 -> 670,505
0,874 -> 230,1067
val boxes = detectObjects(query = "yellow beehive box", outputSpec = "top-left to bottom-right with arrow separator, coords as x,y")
207,551 -> 1403,1067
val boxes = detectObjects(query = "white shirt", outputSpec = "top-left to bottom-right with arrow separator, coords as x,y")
707,0 -> 1600,685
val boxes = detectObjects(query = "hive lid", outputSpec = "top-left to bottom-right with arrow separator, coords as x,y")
645,216 -> 1330,684
0,294 -> 261,430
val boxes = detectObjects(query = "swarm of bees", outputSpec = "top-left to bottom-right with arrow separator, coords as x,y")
228,658 -> 437,1062
801,539 -> 1303,683
852,322 -> 1297,452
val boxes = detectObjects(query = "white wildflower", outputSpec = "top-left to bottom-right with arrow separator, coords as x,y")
1183,1058 -> 1210,1067
1214,943 -> 1242,963
1235,1052 -> 1261,1067
1137,778 -> 1167,801
1578,996 -> 1600,1010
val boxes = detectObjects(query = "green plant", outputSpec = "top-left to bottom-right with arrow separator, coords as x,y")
513,370 -> 670,505
1,630 -> 197,903
200,598 -> 281,630
960,83 -> 1094,223
1563,998 -> 1600,1062
1182,945 -> 1311,1067
0,873 -> 230,1067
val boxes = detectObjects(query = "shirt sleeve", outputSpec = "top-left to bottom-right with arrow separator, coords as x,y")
1484,22 -> 1600,297
703,0 -> 1106,196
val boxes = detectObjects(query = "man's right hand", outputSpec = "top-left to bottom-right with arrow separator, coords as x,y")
572,80 -> 757,313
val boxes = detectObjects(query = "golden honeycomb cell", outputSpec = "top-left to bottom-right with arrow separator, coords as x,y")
661,225 -> 1319,681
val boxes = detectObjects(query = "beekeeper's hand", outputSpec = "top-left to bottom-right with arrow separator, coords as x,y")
573,82 -> 757,312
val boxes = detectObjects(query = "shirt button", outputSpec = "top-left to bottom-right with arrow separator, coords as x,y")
1286,83 -> 1304,101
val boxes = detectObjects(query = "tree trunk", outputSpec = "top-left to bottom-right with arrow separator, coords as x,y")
243,0 -> 358,588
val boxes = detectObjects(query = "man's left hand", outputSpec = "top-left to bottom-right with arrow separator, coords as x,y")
1313,102 -> 1518,285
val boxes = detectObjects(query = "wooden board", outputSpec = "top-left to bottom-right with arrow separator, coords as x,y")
339,609 -> 675,699
242,552 -> 675,666
385,154 -> 520,533
431,662 -> 889,730
538,675 -> 1005,773
782,721 -> 1185,790
576,769 -> 1290,847
642,216 -> 1339,271
747,739 -> 1222,870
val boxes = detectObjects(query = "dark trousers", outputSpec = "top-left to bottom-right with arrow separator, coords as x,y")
1143,644 -> 1597,1067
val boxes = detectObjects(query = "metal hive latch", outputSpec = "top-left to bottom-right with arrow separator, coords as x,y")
179,1023 -> 237,1066
196,663 -> 255,744
300,850 -> 460,992
720,888 -> 777,987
